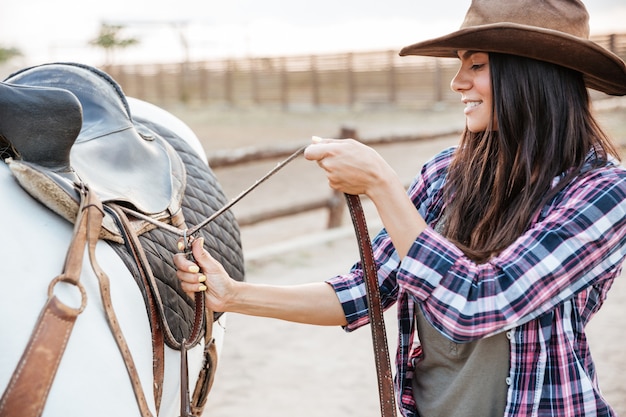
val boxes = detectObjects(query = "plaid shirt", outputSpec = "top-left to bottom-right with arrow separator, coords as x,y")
327,146 -> 626,417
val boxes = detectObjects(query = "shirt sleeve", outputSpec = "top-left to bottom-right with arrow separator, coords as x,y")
399,166 -> 626,343
326,227 -> 401,332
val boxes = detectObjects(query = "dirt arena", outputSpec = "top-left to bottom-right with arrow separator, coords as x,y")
166,100 -> 626,416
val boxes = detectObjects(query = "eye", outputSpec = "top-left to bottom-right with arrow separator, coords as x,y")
470,63 -> 485,70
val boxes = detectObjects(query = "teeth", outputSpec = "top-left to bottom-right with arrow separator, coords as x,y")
466,101 -> 481,108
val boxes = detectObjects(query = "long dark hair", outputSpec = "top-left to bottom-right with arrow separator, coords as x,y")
442,53 -> 620,262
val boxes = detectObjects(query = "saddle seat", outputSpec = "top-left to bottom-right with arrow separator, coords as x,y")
3,63 -> 186,242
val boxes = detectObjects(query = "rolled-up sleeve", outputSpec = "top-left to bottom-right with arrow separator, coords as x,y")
326,228 -> 401,332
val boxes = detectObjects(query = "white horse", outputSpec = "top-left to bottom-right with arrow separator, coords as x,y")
0,96 -> 227,417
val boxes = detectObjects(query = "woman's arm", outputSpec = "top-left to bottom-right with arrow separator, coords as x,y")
174,238 -> 348,326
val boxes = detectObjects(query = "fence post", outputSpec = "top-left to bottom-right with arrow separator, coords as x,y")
157,63 -> 165,103
200,63 -> 210,103
251,57 -> 260,105
311,55 -> 320,109
608,33 -> 616,54
280,57 -> 289,111
327,126 -> 358,228
434,58 -> 443,103
179,61 -> 189,103
134,65 -> 144,100
388,50 -> 397,105
347,53 -> 355,109
225,60 -> 234,107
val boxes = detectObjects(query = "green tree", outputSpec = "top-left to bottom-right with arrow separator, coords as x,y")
0,46 -> 22,64
89,23 -> 139,67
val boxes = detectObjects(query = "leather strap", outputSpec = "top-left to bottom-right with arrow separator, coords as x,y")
87,200 -> 154,417
108,204 -> 207,416
0,188 -> 94,417
190,306 -> 219,416
106,204 -> 166,413
345,194 -> 397,417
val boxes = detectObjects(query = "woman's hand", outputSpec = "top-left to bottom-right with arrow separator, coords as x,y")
173,236 -> 347,326
174,237 -> 235,313
305,136 -> 427,258
304,137 -> 396,200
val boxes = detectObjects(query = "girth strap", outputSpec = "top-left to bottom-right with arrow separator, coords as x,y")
345,194 -> 397,417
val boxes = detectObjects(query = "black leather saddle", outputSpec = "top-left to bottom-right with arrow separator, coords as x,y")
3,62 -> 186,242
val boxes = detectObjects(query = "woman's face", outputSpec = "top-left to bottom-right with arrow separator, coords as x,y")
450,51 -> 496,132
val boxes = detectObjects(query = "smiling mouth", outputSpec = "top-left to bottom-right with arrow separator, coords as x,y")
463,100 -> 482,114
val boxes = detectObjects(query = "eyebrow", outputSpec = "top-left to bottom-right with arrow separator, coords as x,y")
460,50 -> 479,60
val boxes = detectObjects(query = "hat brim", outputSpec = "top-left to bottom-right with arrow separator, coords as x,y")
399,23 -> 626,96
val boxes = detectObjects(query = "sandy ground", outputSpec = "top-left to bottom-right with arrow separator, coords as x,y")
163,101 -> 626,416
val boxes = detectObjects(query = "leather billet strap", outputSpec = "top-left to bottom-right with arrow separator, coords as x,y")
0,188 -> 97,417
87,201 -> 154,417
345,194 -> 397,417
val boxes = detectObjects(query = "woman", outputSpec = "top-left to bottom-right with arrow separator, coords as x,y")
174,0 -> 626,415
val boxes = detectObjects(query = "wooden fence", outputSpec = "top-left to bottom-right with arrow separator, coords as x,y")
106,33 -> 626,111
209,127 -> 462,228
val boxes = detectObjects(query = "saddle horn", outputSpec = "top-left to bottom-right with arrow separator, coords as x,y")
0,81 -> 83,172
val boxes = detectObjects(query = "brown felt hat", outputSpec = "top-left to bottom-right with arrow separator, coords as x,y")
399,0 -> 626,96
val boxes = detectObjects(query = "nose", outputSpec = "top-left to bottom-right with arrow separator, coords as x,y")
450,67 -> 470,93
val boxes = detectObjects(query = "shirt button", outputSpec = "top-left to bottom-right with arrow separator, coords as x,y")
506,377 -> 512,386
506,331 -> 513,340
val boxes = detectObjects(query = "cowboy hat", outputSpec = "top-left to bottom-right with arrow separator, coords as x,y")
399,0 -> 626,96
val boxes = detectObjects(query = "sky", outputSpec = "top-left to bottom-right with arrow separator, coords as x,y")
1,0 -> 625,68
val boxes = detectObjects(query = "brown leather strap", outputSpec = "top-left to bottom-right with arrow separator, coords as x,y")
345,194 -> 397,417
86,199 -> 155,417
0,297 -> 81,417
0,188 -> 93,417
190,305 -> 219,416
108,204 -> 207,416
180,339 -> 192,417
106,204 -> 165,414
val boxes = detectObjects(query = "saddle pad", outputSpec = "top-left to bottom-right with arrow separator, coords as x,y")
109,114 -> 245,345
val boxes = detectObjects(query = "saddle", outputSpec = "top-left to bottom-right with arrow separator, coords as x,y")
1,63 -> 245,417
3,63 -> 186,243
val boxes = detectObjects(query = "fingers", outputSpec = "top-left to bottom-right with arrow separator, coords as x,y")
174,237 -> 208,295
304,136 -> 343,162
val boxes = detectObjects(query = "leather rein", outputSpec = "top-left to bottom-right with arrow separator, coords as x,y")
1,145 -> 397,417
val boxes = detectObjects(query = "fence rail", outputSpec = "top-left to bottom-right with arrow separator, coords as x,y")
106,33 -> 626,111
